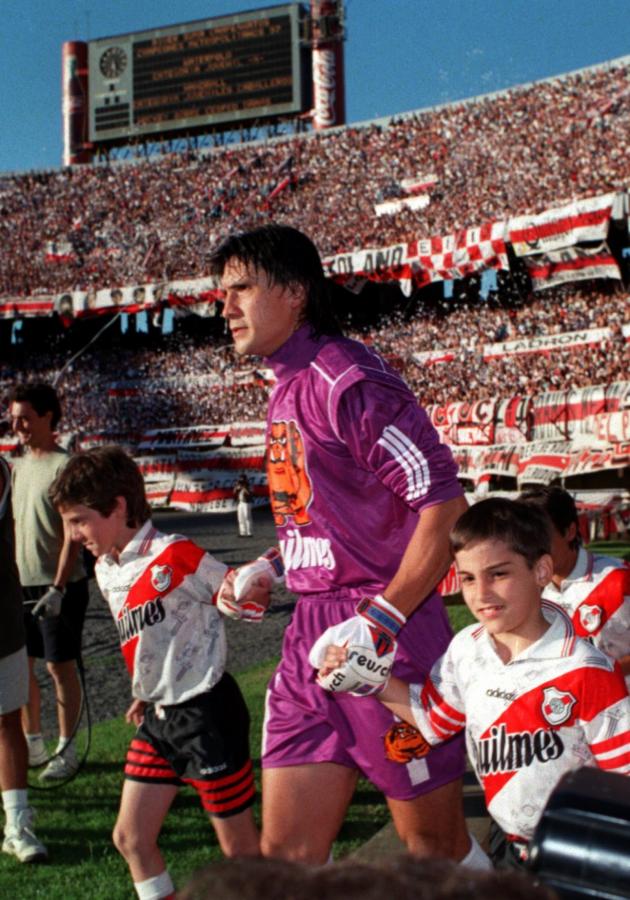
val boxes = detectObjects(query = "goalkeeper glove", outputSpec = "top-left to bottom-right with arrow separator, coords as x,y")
309,594 -> 406,695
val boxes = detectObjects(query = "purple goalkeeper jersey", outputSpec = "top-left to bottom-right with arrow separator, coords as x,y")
265,325 -> 463,598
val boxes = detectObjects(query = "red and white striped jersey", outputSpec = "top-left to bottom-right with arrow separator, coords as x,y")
95,520 -> 227,705
408,603 -> 630,841
543,548 -> 630,687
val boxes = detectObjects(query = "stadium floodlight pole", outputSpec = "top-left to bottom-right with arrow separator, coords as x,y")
53,312 -> 122,387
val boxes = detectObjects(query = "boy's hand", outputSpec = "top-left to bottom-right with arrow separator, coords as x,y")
315,644 -> 352,689
31,585 -> 64,619
125,699 -> 146,727
308,595 -> 404,695
233,547 -> 284,600
216,568 -> 271,623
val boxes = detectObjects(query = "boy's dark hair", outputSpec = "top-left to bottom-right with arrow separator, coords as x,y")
9,382 -> 62,430
450,497 -> 551,568
518,486 -> 581,550
49,446 -> 151,528
209,224 -> 342,338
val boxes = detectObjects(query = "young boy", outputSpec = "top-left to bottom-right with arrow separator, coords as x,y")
313,498 -> 630,866
519,486 -> 630,688
49,446 -> 283,900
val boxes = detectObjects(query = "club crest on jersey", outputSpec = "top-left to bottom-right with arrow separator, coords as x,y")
578,604 -> 602,634
267,419 -> 313,527
542,687 -> 576,726
150,564 -> 173,593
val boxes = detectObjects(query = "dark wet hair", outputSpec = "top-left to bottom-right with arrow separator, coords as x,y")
209,224 -> 341,338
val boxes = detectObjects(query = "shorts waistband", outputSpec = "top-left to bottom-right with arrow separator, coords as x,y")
297,586 -> 382,604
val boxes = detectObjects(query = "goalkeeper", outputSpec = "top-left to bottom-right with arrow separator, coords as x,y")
212,225 -> 480,868
50,446 -> 283,900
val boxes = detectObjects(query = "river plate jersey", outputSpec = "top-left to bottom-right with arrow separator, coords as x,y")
543,547 -> 630,687
265,326 -> 463,596
408,603 -> 630,841
95,521 -> 227,705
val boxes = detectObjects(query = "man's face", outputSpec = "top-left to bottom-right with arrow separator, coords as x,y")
10,401 -> 53,450
220,258 -> 304,357
456,538 -> 552,645
59,502 -> 123,558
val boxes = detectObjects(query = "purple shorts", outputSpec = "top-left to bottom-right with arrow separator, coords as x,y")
262,588 -> 465,801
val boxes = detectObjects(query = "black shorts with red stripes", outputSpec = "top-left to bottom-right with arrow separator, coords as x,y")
124,672 -> 255,818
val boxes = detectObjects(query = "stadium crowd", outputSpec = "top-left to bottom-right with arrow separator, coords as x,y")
0,60 -> 629,298
1,281 -> 627,434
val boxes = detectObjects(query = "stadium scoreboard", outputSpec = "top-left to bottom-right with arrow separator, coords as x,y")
87,4 -> 307,144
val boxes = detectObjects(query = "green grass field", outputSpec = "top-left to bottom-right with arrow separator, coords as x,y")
0,657 -> 395,899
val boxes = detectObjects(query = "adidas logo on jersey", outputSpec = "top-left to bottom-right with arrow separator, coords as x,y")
486,688 -> 517,701
474,723 -> 564,776
117,597 -> 166,644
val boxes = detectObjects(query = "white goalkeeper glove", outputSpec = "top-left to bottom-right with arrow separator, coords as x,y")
309,595 -> 406,696
32,585 -> 64,619
216,548 -> 284,622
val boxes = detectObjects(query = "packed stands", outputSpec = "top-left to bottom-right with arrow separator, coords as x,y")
0,58 -> 629,298
1,58 -> 628,532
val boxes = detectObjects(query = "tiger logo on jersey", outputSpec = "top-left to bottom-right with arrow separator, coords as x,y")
384,722 -> 431,764
267,419 -> 313,527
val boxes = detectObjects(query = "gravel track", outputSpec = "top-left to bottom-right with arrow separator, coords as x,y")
36,506 -> 295,733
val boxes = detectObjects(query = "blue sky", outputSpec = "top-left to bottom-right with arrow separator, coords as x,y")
1,0 -> 629,174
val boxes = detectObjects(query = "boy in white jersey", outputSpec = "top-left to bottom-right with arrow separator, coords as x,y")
314,498 -> 630,867
50,446 -> 282,900
519,486 -> 630,687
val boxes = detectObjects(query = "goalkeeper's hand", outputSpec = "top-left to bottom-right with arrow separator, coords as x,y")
308,595 -> 406,696
32,586 -> 64,619
216,548 -> 284,622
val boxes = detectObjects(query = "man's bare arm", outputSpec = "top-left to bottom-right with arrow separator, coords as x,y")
383,494 -> 468,617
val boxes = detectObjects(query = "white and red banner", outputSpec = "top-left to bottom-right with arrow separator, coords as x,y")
428,396 -> 534,447
408,221 -> 509,282
2,191 -> 628,317
450,439 -> 630,488
400,174 -> 439,194
484,326 -> 612,360
494,396 -> 533,445
137,446 -> 266,479
375,195 -> 430,217
531,384 -> 619,442
45,241 -> 75,263
137,426 -> 230,452
0,295 -> 55,318
428,399 -> 498,446
412,348 -> 456,366
323,242 -> 418,296
451,444 -> 520,483
524,243 -> 621,291
0,277 -> 221,320
168,470 -> 269,513
509,193 -> 616,256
